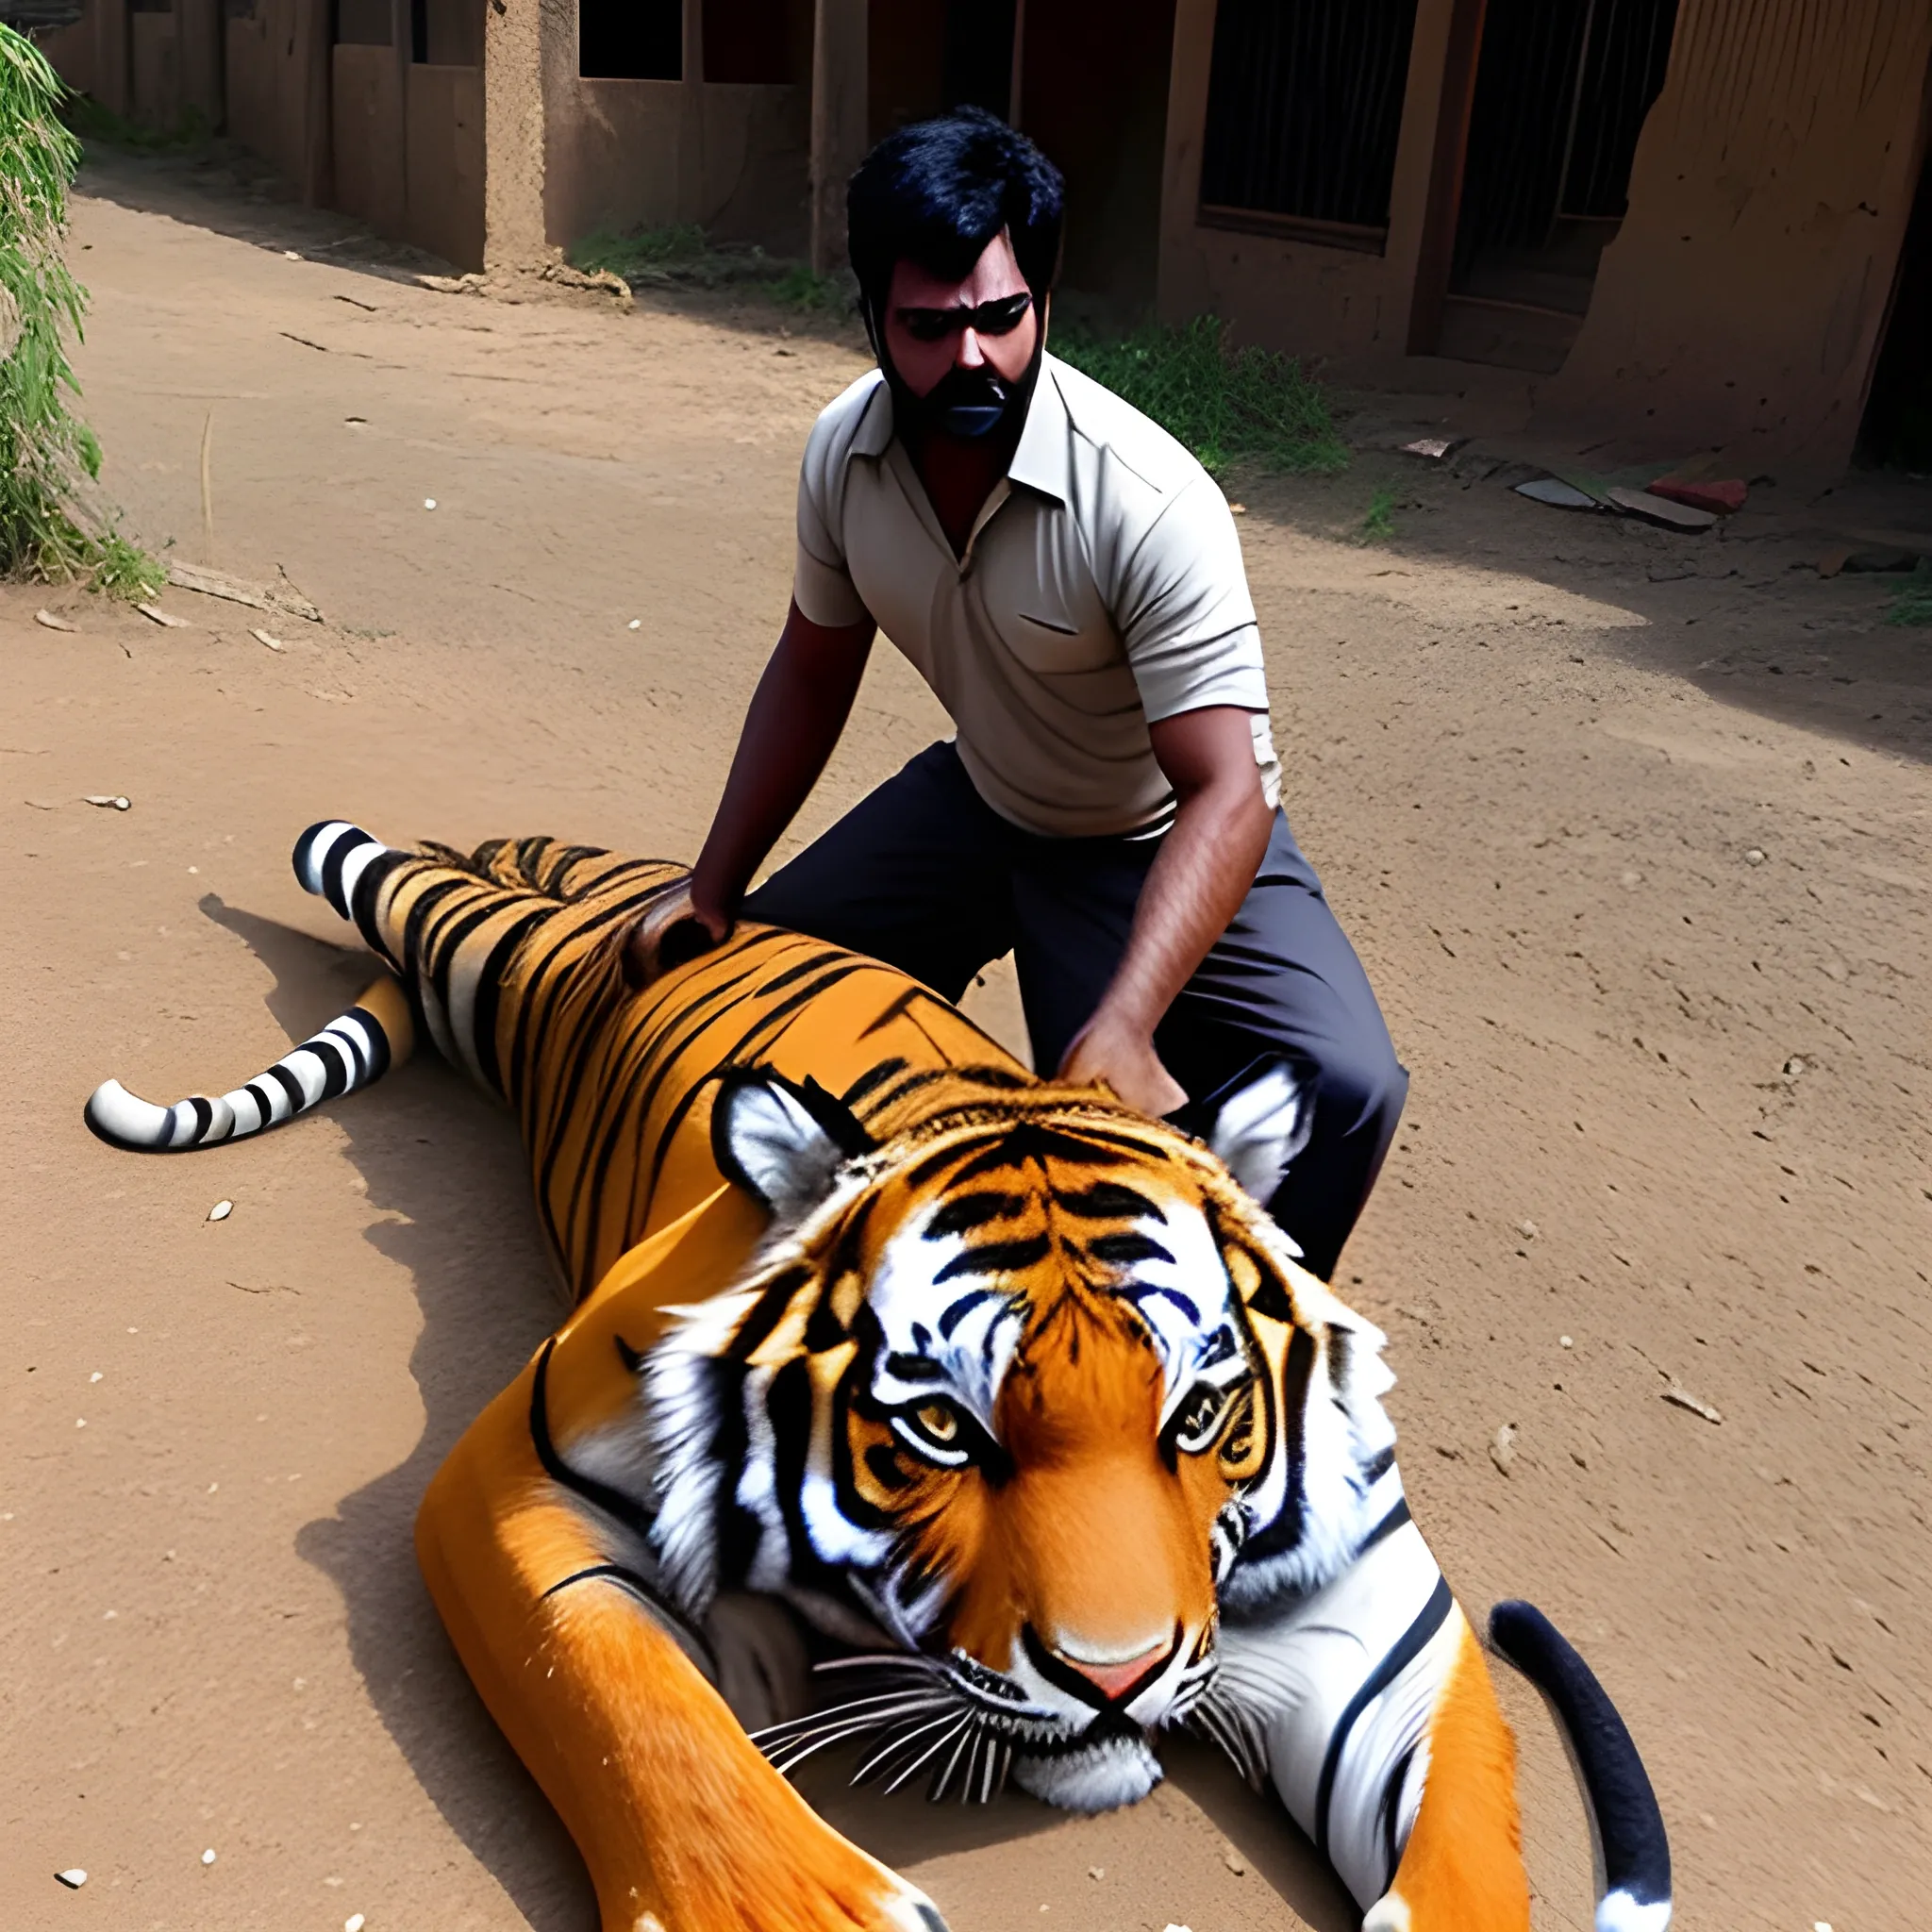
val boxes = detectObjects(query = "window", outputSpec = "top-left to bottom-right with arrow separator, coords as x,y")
1198,0 -> 1419,251
580,0 -> 681,79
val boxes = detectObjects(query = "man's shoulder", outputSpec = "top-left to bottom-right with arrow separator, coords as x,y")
1043,353 -> 1213,502
806,368 -> 891,471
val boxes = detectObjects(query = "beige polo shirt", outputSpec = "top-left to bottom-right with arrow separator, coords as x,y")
792,352 -> 1280,839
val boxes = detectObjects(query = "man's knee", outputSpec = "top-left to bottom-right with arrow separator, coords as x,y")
1310,1028 -> 1407,1149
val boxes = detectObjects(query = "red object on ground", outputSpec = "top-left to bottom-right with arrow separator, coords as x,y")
1647,475 -> 1747,514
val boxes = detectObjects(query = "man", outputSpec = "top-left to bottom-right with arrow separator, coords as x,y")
647,108 -> 1404,1281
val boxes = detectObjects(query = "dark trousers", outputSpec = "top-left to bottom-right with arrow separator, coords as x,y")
744,742 -> 1406,1278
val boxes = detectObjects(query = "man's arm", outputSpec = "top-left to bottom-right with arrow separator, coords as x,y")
1058,705 -> 1273,1116
687,600 -> 877,938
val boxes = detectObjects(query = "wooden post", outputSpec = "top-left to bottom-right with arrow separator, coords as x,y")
482,0 -> 549,272
293,0 -> 333,206
1404,0 -> 1488,356
808,0 -> 867,275
1008,0 -> 1026,126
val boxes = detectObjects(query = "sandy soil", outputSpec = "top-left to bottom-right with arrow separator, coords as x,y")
3,152 -> 1927,1932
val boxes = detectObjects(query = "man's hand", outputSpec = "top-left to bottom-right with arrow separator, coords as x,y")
1058,1008 -> 1188,1117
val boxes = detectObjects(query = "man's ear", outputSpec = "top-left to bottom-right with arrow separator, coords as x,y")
710,1069 -> 874,1224
1174,1057 -> 1314,1211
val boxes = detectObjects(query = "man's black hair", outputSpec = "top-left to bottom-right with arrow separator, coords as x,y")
846,107 -> 1065,321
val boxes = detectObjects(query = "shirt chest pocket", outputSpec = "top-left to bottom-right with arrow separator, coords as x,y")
974,522 -> 1120,675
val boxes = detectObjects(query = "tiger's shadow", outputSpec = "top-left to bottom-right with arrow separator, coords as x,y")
201,895 -> 1356,1932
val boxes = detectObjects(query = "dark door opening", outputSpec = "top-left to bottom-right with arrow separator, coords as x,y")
1438,0 -> 1677,373
1858,133 -> 1932,472
579,0 -> 681,79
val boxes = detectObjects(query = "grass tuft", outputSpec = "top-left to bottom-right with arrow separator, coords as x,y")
1,29 -> 162,593
1358,482 -> 1398,543
1884,558 -> 1932,627
569,222 -> 708,281
1053,315 -> 1348,479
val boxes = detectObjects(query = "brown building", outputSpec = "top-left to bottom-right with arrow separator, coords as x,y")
32,0 -> 1932,477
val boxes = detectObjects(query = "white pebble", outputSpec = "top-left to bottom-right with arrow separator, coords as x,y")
208,1200 -> 233,1222
202,1847 -> 217,1865
345,1916 -> 367,1932
284,250 -> 301,260
1518,1218 -> 1538,1240
91,1371 -> 102,1382
75,1418 -> 86,1428
627,618 -> 641,630
57,1868 -> 87,1889
1783,1057 -> 1805,1077
1815,1924 -> 1833,1932
423,498 -> 437,510
1489,1423 -> 1518,1474
83,793 -> 132,810
1560,1335 -> 1574,1348
1745,847 -> 1765,864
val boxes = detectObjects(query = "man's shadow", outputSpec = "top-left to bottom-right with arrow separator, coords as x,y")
201,893 -> 1354,1932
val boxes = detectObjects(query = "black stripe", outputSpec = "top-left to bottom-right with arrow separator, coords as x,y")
185,1095 -> 214,1143
308,1036 -> 353,1101
319,827 -> 366,920
1315,1575 -> 1454,1859
1356,1494 -> 1411,1557
538,1562 -> 717,1675
265,1062 -> 308,1113
924,1191 -> 1025,1241
1090,1231 -> 1174,1267
1238,1324 -> 1316,1561
242,1081 -> 277,1126
1377,1743 -> 1418,1894
345,1006 -> 392,1080
934,1234 -> 1051,1282
526,1338 -> 657,1544
1058,1182 -> 1166,1222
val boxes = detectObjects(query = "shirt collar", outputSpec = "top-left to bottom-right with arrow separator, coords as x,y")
851,354 -> 1072,505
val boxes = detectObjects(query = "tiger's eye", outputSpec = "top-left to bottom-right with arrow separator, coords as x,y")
918,1403 -> 958,1441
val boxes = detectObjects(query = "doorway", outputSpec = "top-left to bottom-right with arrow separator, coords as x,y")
1858,131 -> 1932,471
1436,0 -> 1678,374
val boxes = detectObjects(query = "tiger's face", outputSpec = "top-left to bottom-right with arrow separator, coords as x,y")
646,1067 -> 1396,1814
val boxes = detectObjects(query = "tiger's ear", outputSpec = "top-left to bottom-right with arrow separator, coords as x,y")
1174,1057 -> 1314,1214
711,1069 -> 874,1224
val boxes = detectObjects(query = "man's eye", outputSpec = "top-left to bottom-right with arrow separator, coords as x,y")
891,1400 -> 972,1466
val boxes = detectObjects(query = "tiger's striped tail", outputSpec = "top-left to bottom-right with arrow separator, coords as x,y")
83,821 -> 417,1153
1490,1601 -> 1672,1932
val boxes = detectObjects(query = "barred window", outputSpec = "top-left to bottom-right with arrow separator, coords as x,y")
1198,0 -> 1419,250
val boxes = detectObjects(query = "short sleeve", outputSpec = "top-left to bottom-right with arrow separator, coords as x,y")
792,406 -> 873,629
1113,474 -> 1268,722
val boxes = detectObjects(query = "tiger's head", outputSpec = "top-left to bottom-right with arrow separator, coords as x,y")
644,1063 -> 1397,1814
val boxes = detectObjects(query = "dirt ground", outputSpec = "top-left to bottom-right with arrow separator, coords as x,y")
3,151 -> 1927,1932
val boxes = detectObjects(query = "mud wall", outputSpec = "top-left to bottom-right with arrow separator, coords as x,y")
225,0 -> 329,198
542,77 -> 808,253
1537,0 -> 1932,475
330,42 -> 407,242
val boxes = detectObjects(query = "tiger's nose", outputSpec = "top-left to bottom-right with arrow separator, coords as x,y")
1041,1627 -> 1180,1705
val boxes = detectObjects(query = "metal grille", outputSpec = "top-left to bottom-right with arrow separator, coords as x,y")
1198,0 -> 1420,234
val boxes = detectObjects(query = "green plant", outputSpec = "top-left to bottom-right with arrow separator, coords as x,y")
1884,558 -> 1932,627
769,261 -> 844,312
568,222 -> 708,281
90,529 -> 164,599
1358,482 -> 1398,543
1054,315 -> 1349,478
62,92 -> 209,154
1,26 -> 160,591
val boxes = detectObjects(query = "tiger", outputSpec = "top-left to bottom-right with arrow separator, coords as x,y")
84,820 -> 1673,1932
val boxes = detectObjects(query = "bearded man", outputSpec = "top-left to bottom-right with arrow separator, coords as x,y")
646,108 -> 1404,1280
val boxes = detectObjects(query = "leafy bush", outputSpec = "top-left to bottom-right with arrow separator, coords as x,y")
0,28 -> 157,591
1054,315 -> 1348,478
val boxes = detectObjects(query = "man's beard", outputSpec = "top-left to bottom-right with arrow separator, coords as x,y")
870,300 -> 1046,449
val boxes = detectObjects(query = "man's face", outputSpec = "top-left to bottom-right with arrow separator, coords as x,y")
882,230 -> 1042,400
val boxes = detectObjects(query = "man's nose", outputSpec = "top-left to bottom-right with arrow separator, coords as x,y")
956,325 -> 988,369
